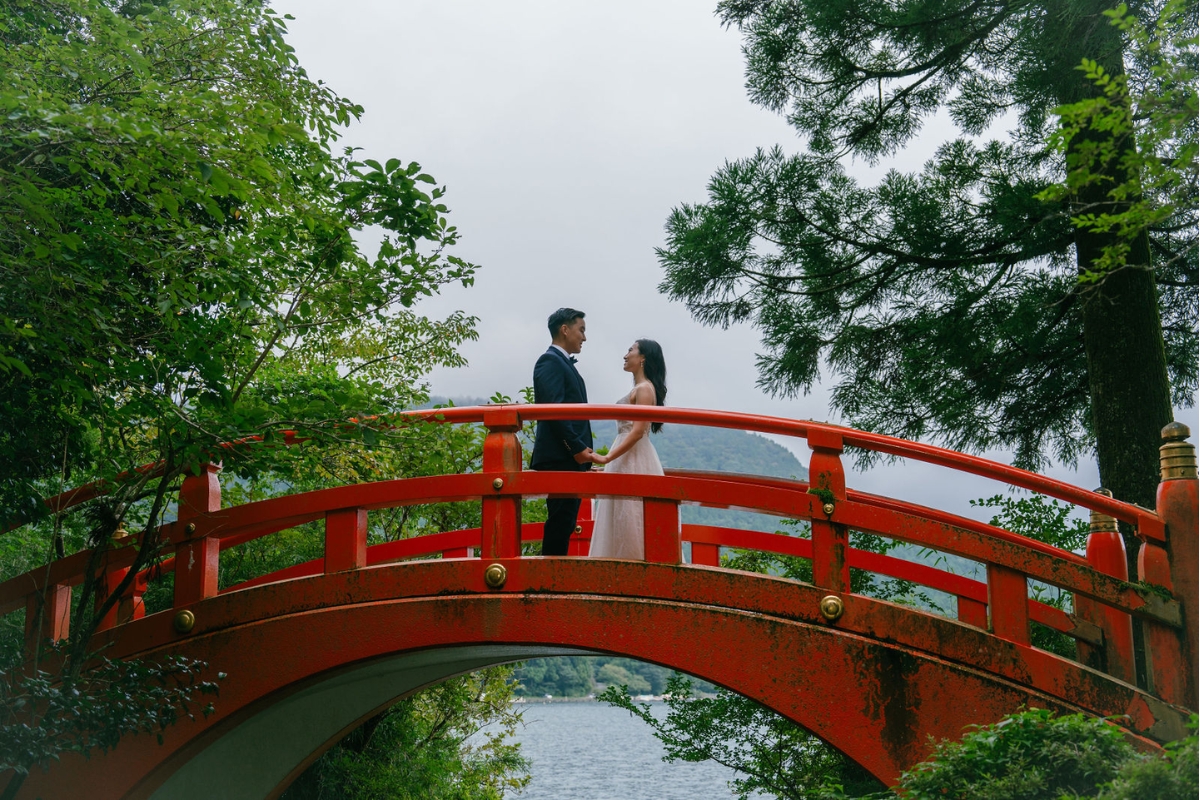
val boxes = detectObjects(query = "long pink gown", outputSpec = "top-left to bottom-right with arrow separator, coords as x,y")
588,392 -> 664,560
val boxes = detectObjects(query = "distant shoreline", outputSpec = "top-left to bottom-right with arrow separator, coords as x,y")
515,696 -> 601,704
514,693 -> 711,704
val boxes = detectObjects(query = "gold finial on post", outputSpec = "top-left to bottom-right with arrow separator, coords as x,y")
1089,487 -> 1118,533
1160,422 -> 1197,481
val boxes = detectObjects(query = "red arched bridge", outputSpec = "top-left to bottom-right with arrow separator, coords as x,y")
3,406 -> 1197,799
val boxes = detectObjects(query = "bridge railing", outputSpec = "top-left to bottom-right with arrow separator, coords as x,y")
2,406 -> 1195,710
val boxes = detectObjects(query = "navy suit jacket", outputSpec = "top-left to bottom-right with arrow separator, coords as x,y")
530,347 -> 593,470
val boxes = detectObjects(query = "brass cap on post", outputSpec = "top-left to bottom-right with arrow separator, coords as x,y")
818,595 -> 844,622
1160,422 -> 1197,481
483,563 -> 507,589
1089,488 -> 1118,533
173,609 -> 196,634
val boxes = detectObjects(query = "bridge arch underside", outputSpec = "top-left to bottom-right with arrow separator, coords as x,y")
23,560 -> 1188,800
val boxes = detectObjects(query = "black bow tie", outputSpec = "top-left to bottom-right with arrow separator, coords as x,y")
568,356 -> 578,364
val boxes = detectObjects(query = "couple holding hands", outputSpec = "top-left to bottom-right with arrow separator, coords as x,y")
530,307 -> 667,561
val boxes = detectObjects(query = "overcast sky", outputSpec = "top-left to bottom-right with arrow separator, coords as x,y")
274,1 -> 1196,521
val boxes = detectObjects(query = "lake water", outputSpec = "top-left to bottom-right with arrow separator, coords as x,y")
503,700 -> 755,799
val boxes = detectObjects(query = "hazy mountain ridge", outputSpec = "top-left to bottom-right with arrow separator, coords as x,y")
429,397 -> 808,532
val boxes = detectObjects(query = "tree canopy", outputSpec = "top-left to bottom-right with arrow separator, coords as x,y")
659,0 -> 1197,515
0,0 -> 478,525
0,0 -> 483,791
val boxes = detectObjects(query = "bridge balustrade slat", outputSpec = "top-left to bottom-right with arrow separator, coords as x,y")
324,508 -> 368,574
958,597 -> 989,628
987,565 -> 1031,645
24,582 -> 70,654
643,499 -> 681,564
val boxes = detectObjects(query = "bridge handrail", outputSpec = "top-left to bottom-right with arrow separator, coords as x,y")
26,404 -> 1162,540
405,405 -> 1164,539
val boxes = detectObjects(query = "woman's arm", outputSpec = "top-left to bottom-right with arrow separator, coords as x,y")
594,383 -> 657,465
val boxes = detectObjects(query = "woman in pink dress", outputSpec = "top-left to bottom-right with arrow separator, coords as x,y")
588,339 -> 667,560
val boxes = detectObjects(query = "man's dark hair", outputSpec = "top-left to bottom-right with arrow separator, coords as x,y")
547,307 -> 585,338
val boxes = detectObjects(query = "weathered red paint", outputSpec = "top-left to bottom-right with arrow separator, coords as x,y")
808,428 -> 850,592
1076,513 -> 1136,683
2,405 -> 1194,799
18,559 -> 1189,800
323,508 -> 367,574
987,564 -> 1031,645
1155,473 -> 1198,707
174,464 -> 221,608
643,499 -> 681,563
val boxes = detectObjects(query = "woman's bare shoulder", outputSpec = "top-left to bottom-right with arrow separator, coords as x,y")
632,382 -> 656,405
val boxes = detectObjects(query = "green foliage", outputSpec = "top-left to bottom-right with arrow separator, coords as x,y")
1099,720 -> 1199,800
658,0 -> 1196,472
282,667 -> 528,800
972,494 -> 1090,554
513,657 -> 595,698
596,663 -> 652,695
893,708 -> 1198,800
1,0 -> 478,521
0,0 -> 482,790
513,655 -> 713,699
1040,1 -> 1198,285
600,674 -> 882,800
0,651 -> 219,777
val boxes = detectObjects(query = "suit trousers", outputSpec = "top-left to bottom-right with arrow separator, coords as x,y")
538,460 -> 587,556
543,496 -> 582,556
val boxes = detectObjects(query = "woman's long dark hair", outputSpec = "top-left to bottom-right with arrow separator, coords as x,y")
636,338 -> 667,433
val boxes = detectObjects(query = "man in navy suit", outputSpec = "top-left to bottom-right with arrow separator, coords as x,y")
531,307 -> 595,555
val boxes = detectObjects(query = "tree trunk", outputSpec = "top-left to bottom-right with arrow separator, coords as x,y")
1066,2 -> 1174,688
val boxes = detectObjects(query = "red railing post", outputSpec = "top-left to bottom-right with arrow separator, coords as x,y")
94,567 -> 125,632
325,508 -> 368,573
644,499 -> 681,564
1140,423 -> 1198,709
1074,490 -> 1135,683
174,463 -> 221,608
808,428 -> 850,592
95,524 -> 137,632
481,409 -> 523,560
119,572 -> 147,623
24,583 -> 71,657
987,565 -> 1030,645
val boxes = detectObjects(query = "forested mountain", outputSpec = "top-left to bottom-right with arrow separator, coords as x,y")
593,419 -> 807,532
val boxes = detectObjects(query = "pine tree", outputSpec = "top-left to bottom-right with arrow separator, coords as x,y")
660,0 -> 1197,522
